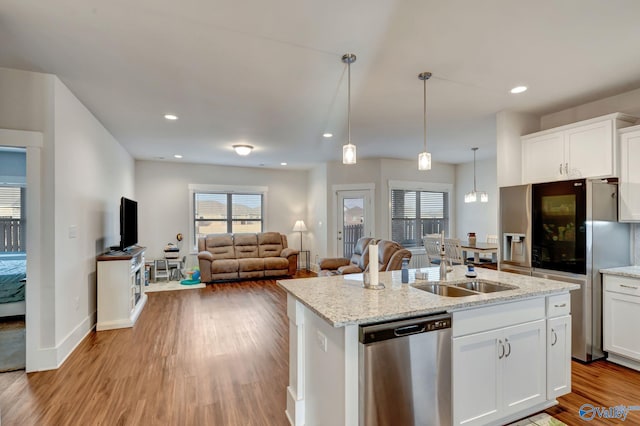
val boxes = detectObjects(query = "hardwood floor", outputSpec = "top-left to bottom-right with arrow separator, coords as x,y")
1,272 -> 639,425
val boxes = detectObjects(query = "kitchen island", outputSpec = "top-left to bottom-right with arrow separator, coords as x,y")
278,266 -> 579,426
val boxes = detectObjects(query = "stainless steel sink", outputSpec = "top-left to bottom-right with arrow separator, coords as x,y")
412,279 -> 518,297
412,283 -> 478,297
451,280 -> 517,293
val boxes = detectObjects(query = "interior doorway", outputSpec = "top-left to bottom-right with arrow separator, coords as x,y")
0,146 -> 26,372
336,189 -> 373,258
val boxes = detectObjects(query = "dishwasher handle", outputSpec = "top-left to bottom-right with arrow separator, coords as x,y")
394,324 -> 426,337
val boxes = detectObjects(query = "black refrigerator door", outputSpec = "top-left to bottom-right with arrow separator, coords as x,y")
532,179 -> 586,274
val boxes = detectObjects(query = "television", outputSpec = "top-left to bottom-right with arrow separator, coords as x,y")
119,197 -> 138,251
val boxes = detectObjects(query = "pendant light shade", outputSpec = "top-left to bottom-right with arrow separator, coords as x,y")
418,72 -> 432,171
342,53 -> 357,165
464,147 -> 488,203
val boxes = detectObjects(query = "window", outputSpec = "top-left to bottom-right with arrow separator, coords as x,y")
0,186 -> 25,252
193,191 -> 264,242
391,188 -> 449,247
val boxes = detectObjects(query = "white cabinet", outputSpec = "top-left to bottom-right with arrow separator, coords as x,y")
547,315 -> 571,398
603,274 -> 640,371
97,247 -> 147,331
619,126 -> 640,221
522,113 -> 636,184
452,318 -> 546,426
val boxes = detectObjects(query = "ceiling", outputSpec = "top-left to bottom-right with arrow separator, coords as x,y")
2,0 -> 640,169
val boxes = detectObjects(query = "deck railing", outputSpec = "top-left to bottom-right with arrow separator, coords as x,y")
0,218 -> 24,252
343,223 -> 364,259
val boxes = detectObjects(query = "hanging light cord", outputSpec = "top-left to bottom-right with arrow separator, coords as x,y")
473,147 -> 478,192
423,76 -> 427,152
347,59 -> 351,144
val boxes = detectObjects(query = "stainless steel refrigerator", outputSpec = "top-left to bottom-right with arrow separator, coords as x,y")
499,179 -> 630,362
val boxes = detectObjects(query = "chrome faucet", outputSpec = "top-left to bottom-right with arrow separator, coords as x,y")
439,232 -> 449,281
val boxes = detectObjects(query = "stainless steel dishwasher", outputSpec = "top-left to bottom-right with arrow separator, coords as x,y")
359,313 -> 452,426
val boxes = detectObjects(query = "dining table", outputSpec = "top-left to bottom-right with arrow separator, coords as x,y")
460,240 -> 499,263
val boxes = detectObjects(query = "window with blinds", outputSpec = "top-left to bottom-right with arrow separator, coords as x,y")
0,187 -> 22,218
391,189 -> 449,247
194,192 -> 263,240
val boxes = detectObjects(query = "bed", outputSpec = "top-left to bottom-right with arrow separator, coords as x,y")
0,253 -> 26,317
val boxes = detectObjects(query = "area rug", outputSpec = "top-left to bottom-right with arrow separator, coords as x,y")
144,280 -> 205,293
508,413 -> 567,426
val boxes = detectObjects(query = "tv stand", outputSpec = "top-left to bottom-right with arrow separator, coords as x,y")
96,246 -> 147,331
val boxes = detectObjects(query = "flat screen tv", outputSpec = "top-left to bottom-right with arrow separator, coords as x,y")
119,197 -> 138,251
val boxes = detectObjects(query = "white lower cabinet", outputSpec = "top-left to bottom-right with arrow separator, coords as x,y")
546,315 -> 571,399
603,275 -> 640,369
452,319 -> 546,426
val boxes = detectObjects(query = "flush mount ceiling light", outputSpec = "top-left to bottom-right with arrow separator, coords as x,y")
418,71 -> 433,171
281,162 -> 287,166
465,147 -> 488,203
233,144 -> 253,156
510,86 -> 527,94
341,53 -> 357,165
323,132 -> 333,138
164,114 -> 178,120
174,154 -> 183,159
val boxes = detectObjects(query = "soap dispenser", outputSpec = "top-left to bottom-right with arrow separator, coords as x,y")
401,258 -> 409,283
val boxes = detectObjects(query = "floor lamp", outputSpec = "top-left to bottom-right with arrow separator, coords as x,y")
292,220 -> 307,253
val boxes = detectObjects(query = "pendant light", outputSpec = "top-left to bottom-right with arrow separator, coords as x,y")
418,72 -> 432,170
464,147 -> 488,203
342,53 -> 357,165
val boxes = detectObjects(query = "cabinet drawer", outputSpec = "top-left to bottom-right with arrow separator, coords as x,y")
604,275 -> 640,297
453,297 -> 545,337
546,293 -> 571,317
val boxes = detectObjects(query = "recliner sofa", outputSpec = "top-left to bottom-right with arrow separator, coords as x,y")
318,237 -> 411,276
197,232 -> 298,282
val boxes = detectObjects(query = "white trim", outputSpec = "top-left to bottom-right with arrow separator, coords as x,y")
387,180 -> 454,244
188,183 -> 269,253
331,184 -> 376,257
0,128 -> 43,148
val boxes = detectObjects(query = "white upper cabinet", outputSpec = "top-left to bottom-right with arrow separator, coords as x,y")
522,113 -> 636,184
619,126 -> 640,222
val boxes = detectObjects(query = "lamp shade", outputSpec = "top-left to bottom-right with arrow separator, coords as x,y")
293,220 -> 307,232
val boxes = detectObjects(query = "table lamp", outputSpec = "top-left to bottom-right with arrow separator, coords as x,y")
292,220 -> 307,253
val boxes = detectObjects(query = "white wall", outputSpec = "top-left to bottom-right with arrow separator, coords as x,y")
455,157 -> 498,241
307,164 -> 328,268
0,68 -> 132,370
134,160 -> 308,261
496,110 -> 540,188
53,77 -> 135,360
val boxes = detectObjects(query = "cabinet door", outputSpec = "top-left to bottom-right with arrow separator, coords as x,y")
452,329 -> 501,426
620,130 -> 640,222
547,315 -> 571,399
604,289 -> 640,360
522,132 -> 565,184
501,319 -> 546,416
565,120 -> 614,178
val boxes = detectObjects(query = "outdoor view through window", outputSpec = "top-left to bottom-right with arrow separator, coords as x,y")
194,192 -> 263,241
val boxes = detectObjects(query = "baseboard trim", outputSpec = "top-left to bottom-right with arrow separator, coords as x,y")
27,311 -> 96,372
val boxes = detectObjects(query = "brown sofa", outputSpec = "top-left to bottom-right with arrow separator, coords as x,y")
197,232 -> 298,282
318,238 -> 411,276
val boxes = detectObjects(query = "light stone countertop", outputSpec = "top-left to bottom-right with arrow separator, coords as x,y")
277,265 -> 580,327
600,265 -> 640,279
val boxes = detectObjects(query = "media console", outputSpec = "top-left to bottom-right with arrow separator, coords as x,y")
96,246 -> 147,331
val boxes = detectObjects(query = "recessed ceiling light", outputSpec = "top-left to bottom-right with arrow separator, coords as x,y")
281,162 -> 287,166
164,114 -> 178,120
510,86 -> 527,94
323,133 -> 333,138
174,154 -> 183,159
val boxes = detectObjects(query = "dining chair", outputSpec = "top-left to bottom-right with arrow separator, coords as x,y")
423,234 -> 442,265
444,238 -> 464,265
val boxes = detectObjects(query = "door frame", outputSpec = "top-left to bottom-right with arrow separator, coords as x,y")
331,183 -> 375,257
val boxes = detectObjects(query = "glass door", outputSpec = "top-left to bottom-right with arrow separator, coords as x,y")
337,190 -> 372,258
532,179 -> 586,274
